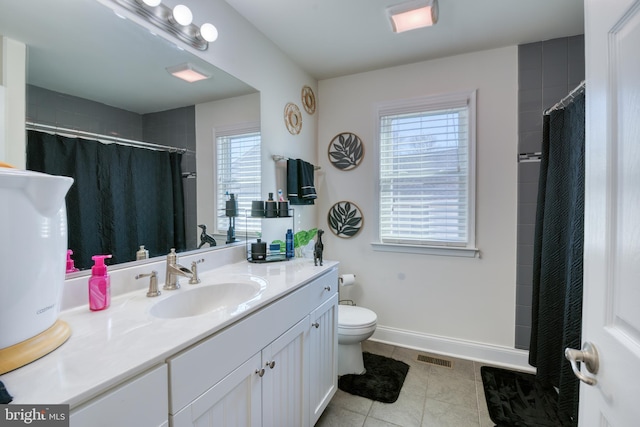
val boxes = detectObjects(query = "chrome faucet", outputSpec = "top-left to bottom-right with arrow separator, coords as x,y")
136,270 -> 160,297
164,248 -> 193,290
189,259 -> 205,285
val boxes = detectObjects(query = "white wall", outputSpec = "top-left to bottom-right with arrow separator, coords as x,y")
0,37 -> 26,167
318,46 -> 520,361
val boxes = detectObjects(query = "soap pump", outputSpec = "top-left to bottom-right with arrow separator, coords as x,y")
89,254 -> 112,311
66,250 -> 79,274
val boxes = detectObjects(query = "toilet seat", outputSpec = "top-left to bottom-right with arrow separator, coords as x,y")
338,305 -> 377,329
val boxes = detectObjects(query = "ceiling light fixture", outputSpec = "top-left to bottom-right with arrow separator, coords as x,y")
388,0 -> 439,33
114,0 -> 218,50
166,63 -> 211,83
171,4 -> 193,26
199,22 -> 219,43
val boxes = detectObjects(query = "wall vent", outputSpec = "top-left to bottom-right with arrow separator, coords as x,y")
417,354 -> 453,369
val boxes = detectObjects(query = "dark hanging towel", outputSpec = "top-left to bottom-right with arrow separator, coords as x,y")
529,92 -> 585,426
26,130 -> 186,270
287,158 -> 317,205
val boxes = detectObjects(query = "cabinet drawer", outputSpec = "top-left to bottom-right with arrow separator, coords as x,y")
70,364 -> 167,427
307,267 -> 338,308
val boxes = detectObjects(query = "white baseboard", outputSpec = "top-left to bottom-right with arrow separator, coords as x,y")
371,325 -> 535,373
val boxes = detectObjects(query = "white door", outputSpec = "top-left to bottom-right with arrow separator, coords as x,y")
578,0 -> 640,425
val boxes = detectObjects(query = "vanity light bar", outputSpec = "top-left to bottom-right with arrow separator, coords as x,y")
110,0 -> 217,51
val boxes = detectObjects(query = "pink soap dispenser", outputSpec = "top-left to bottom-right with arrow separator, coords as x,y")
89,254 -> 112,311
66,250 -> 79,274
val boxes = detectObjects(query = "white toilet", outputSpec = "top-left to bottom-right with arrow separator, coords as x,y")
337,304 -> 378,375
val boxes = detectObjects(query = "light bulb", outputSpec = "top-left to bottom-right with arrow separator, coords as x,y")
141,0 -> 161,6
172,4 -> 193,26
199,23 -> 218,42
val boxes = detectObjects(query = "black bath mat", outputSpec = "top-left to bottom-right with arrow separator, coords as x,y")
480,366 -> 571,426
338,352 -> 409,403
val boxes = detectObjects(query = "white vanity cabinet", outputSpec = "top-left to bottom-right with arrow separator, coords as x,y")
169,267 -> 338,427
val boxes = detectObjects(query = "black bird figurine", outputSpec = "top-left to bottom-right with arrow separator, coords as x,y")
314,229 -> 324,266
198,224 -> 217,248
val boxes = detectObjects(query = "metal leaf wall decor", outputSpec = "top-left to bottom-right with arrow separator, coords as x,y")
328,132 -> 364,170
328,201 -> 363,238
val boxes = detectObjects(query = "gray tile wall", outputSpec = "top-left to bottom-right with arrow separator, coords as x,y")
515,35 -> 584,350
26,85 -> 197,250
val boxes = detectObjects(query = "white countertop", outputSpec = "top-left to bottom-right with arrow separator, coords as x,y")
1,257 -> 338,408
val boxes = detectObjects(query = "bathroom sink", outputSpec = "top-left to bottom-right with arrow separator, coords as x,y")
150,281 -> 264,319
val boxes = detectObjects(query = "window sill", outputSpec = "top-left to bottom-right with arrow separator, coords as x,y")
370,242 -> 479,258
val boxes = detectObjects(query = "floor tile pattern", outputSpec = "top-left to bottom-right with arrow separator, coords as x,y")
315,341 -> 497,427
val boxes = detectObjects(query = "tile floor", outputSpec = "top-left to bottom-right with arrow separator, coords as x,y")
315,340 -> 496,427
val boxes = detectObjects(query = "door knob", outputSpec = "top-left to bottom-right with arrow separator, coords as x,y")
565,342 -> 599,386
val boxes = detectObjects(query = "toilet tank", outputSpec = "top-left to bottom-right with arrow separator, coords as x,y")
0,167 -> 73,349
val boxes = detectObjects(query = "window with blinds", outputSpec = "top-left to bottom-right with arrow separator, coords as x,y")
216,126 -> 261,235
377,91 -> 476,250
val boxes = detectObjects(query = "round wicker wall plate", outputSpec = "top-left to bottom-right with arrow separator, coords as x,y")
301,85 -> 316,115
328,132 -> 364,170
284,102 -> 302,135
328,201 -> 363,238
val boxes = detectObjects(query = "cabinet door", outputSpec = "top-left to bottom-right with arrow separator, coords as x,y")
172,352 -> 262,427
261,316 -> 310,427
309,294 -> 338,426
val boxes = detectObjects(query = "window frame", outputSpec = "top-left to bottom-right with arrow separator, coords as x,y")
214,122 -> 261,237
372,90 -> 478,257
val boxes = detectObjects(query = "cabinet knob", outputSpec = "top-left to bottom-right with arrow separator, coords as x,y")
255,368 -> 265,377
266,360 -> 276,369
324,286 -> 331,292
312,322 -> 320,328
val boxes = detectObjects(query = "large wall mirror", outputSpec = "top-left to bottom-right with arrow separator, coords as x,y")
0,0 -> 260,270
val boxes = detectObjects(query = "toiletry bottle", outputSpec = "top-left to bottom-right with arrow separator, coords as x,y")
89,254 -> 112,311
136,245 -> 149,260
66,250 -> 79,273
286,229 -> 294,259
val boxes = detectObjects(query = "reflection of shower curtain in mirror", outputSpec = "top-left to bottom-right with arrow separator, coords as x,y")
26,130 -> 186,270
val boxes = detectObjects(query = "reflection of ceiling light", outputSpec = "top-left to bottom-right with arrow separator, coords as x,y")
166,63 -> 211,83
388,0 -> 438,33
172,4 -> 193,26
140,0 -> 161,6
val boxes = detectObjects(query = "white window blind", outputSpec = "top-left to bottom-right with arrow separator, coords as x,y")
216,127 -> 261,234
377,91 -> 476,249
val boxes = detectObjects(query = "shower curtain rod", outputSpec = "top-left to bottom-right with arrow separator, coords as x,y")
544,80 -> 586,115
272,154 -> 321,170
25,122 -> 194,155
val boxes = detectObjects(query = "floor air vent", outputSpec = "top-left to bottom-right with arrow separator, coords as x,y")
417,354 -> 453,369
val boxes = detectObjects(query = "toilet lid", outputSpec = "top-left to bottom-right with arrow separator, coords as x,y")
338,305 -> 377,328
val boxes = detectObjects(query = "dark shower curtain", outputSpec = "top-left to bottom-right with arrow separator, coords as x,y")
529,91 -> 585,426
26,130 -> 186,270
